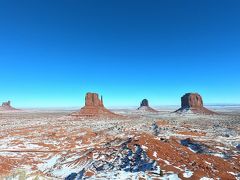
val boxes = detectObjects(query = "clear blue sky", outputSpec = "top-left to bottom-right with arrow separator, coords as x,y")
0,0 -> 240,108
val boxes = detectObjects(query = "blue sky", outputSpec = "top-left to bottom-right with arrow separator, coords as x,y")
0,0 -> 240,108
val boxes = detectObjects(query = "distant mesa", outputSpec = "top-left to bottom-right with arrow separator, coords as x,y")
0,101 -> 18,111
175,93 -> 215,115
137,99 -> 158,113
71,92 -> 122,118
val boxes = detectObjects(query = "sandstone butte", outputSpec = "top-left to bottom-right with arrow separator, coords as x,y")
176,93 -> 216,115
0,101 -> 18,111
71,92 -> 122,118
137,99 -> 158,113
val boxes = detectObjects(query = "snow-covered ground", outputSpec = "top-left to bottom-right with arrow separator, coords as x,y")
0,108 -> 239,179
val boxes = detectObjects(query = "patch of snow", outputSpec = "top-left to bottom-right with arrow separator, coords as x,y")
24,143 -> 43,149
52,166 -> 83,177
212,153 -> 226,158
92,152 -> 99,159
153,151 -> 157,158
89,170 -> 181,180
158,158 -> 171,165
228,172 -> 236,175
141,145 -> 148,150
90,170 -> 146,180
154,137 -> 161,141
183,169 -> 193,178
228,172 -> 240,180
215,146 -> 230,150
162,173 -> 181,180
204,161 -> 212,166
37,155 -> 61,172
200,177 -> 214,180
187,147 -> 198,153
173,166 -> 183,171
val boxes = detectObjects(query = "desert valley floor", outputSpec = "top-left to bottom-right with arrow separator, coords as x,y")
0,107 -> 239,180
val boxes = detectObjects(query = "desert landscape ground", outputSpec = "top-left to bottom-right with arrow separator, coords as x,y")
0,95 -> 239,180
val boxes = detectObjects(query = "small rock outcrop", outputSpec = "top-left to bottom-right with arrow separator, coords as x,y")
175,93 -> 215,115
71,93 -> 122,118
0,101 -> 18,111
137,99 -> 158,113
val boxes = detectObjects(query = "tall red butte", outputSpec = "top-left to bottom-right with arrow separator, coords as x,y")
0,101 -> 18,111
175,93 -> 216,115
71,93 -> 121,118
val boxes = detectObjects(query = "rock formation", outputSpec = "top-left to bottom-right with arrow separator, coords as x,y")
0,101 -> 18,111
140,99 -> 149,107
2,101 -> 11,107
181,93 -> 203,109
71,93 -> 122,118
175,93 -> 215,115
137,99 -> 158,112
85,93 -> 103,107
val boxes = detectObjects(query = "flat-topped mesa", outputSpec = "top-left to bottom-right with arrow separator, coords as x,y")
176,93 -> 216,115
0,100 -> 18,111
137,99 -> 158,113
181,93 -> 203,109
71,92 -> 122,118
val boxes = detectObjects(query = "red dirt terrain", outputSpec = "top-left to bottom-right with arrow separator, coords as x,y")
0,103 -> 239,179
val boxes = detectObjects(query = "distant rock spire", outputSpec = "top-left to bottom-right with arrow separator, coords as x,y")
101,95 -> 103,107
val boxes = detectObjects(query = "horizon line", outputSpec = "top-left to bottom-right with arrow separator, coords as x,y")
13,103 -> 240,109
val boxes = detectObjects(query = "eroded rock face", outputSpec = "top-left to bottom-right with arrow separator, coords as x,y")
85,93 -> 103,107
181,93 -> 203,109
176,93 -> 215,115
0,101 -> 18,111
71,92 -> 122,118
2,101 -> 11,107
140,99 -> 149,107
